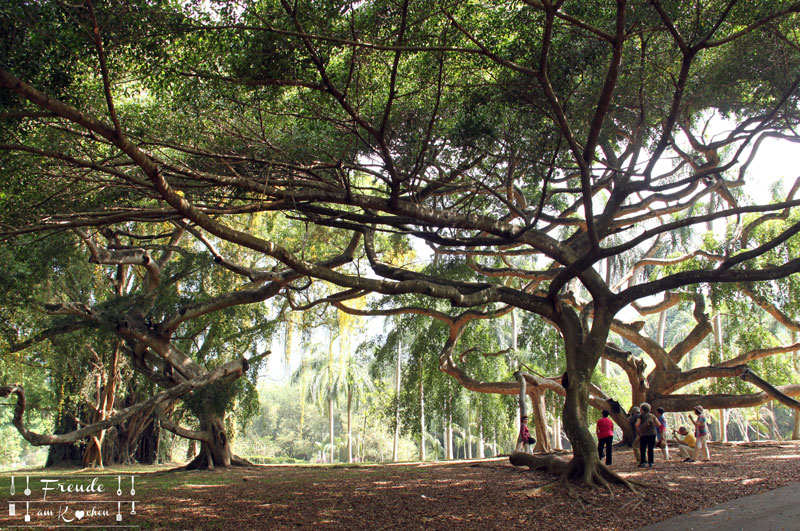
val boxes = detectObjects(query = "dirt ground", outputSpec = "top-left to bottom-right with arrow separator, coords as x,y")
2,440 -> 800,530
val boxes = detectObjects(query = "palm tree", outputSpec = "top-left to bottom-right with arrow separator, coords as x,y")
292,338 -> 374,463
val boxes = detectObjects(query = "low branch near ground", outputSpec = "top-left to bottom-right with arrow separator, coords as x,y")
652,383 -> 800,412
509,451 -> 570,475
0,355 -> 259,446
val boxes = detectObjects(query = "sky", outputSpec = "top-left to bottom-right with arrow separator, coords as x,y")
257,129 -> 799,383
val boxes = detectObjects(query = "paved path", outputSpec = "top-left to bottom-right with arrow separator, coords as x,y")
639,482 -> 800,531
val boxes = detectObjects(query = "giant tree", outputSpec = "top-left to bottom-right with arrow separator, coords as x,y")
4,1 -> 800,486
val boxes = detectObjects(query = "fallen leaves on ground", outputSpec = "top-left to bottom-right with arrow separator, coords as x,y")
2,441 -> 799,530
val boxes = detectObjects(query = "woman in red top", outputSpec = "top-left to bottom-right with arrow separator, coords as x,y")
517,416 -> 534,452
596,410 -> 614,465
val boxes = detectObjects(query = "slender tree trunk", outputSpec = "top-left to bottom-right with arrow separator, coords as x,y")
531,388 -> 551,452
466,414 -> 472,459
347,391 -> 353,463
393,341 -> 401,462
712,313 -> 729,442
515,371 -> 530,452
794,332 -> 799,440
551,404 -> 562,450
419,357 -> 426,461
793,410 -> 800,441
742,412 -> 751,442
767,401 -> 780,440
478,420 -> 485,459
361,410 -> 368,461
328,397 -> 335,464
187,439 -> 197,460
511,309 -> 522,431
445,397 -> 454,459
448,410 -> 454,459
720,408 -> 729,442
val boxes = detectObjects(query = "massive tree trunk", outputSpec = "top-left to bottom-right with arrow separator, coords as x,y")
185,412 -> 234,470
46,412 -> 84,468
530,387 -> 551,452
562,357 -> 599,485
134,418 -> 160,465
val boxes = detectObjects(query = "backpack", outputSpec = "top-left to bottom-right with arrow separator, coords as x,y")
637,413 -> 658,436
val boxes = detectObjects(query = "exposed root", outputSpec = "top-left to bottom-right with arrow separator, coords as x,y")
509,451 -> 645,494
621,497 -> 643,512
595,462 -> 642,493
566,488 -> 587,512
521,479 -> 560,497
175,452 -> 254,471
230,455 -> 256,467
591,467 -> 614,496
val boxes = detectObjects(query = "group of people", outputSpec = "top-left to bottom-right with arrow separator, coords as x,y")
595,404 -> 711,467
516,403 -> 712,468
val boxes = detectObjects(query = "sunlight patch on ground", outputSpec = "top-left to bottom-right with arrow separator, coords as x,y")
763,454 -> 800,460
740,478 -> 765,485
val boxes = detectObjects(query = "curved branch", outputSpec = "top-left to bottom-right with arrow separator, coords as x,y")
720,343 -> 800,368
0,356 -> 255,446
740,283 -> 800,332
155,405 -> 212,443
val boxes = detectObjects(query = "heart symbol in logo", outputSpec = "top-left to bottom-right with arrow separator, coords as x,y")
75,510 -> 85,520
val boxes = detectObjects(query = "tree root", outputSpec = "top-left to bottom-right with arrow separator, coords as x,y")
509,451 -> 645,494
176,452 -> 255,471
521,479 -> 560,497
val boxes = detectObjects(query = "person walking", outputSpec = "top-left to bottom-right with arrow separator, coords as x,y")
596,410 -> 614,466
635,403 -> 659,468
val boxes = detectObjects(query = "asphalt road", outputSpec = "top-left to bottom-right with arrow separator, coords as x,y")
639,482 -> 800,531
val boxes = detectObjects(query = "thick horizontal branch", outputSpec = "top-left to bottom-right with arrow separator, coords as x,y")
0,356 -> 255,446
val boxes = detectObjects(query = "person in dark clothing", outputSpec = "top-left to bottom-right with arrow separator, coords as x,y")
635,402 -> 659,468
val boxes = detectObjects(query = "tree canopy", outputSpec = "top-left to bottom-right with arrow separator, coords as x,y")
3,0 -> 800,482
